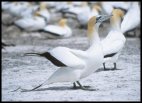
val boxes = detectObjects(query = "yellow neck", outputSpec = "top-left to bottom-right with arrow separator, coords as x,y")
59,22 -> 66,27
110,15 -> 121,30
87,26 -> 94,39
40,3 -> 46,11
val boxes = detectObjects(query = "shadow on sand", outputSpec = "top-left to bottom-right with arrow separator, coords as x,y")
95,68 -> 122,73
21,85 -> 98,92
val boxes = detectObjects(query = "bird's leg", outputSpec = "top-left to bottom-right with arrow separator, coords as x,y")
134,29 -> 136,37
76,81 -> 96,91
73,82 -> 77,88
103,63 -> 106,70
113,63 -> 116,70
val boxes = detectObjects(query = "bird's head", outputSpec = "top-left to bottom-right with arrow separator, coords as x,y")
88,15 -> 112,28
34,11 -> 41,17
81,2 -> 88,7
92,4 -> 102,12
110,9 -> 124,24
39,2 -> 47,11
58,18 -> 67,27
13,2 -> 18,5
27,2 -> 32,7
87,15 -> 112,39
67,1 -> 72,5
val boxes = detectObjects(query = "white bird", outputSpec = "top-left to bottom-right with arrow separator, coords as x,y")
101,2 -> 131,15
89,4 -> 102,19
62,2 -> 90,17
14,12 -> 47,31
3,2 -> 38,18
22,15 -> 111,91
2,2 -> 14,11
77,4 -> 102,28
14,3 -> 50,32
7,2 -> 30,17
101,9 -> 126,70
121,2 -> 140,36
101,2 -> 114,15
109,2 -> 131,11
55,2 -> 73,12
72,2 -> 82,7
63,3 -> 102,28
19,3 -> 39,18
36,2 -> 50,22
41,18 -> 72,38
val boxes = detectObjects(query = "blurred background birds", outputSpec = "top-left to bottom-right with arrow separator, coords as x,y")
2,1 -> 140,66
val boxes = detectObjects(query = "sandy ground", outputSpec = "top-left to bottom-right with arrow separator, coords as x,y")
2,9 -> 140,101
2,37 -> 140,101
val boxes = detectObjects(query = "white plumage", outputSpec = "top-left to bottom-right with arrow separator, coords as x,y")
121,2 -> 140,34
42,19 -> 72,38
101,2 -> 114,15
22,15 -> 111,91
101,9 -> 126,70
14,16 -> 47,31
63,3 -> 102,27
14,2 -> 50,31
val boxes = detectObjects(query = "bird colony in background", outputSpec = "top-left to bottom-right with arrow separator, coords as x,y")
2,1 -> 140,91
2,2 -> 140,37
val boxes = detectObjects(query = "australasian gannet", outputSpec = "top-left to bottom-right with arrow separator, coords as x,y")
21,15 -> 111,92
41,18 -> 72,38
121,2 -> 140,36
14,3 -> 50,32
101,9 -> 126,70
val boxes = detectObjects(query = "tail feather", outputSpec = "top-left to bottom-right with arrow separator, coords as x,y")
24,52 -> 67,67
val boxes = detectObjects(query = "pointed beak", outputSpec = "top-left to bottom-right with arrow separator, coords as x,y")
101,15 -> 112,21
99,14 -> 113,22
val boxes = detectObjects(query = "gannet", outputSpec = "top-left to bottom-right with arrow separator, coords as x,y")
63,3 -> 102,28
14,12 -> 47,31
101,2 -> 131,15
41,18 -> 72,38
7,2 -> 30,17
36,2 -> 50,22
21,15 -> 111,91
101,2 -> 114,15
77,3 -> 102,28
62,2 -> 90,17
3,2 -> 38,18
55,2 -> 73,13
2,2 -> 12,11
19,3 -> 39,18
121,2 -> 140,36
101,9 -> 126,70
14,3 -> 50,32
89,4 -> 102,18
109,2 -> 131,11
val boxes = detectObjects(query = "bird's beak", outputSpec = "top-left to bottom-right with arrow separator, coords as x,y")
99,14 -> 113,22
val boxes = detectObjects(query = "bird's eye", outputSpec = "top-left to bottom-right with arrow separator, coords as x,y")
96,16 -> 101,23
96,16 -> 101,21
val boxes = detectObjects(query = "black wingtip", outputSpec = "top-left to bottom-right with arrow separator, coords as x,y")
24,52 -> 67,67
104,53 -> 117,58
